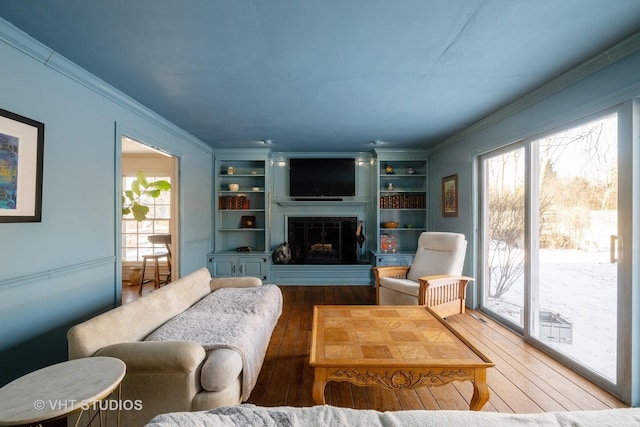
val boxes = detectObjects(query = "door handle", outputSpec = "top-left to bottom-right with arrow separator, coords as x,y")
610,235 -> 622,264
239,265 -> 243,274
232,265 -> 236,274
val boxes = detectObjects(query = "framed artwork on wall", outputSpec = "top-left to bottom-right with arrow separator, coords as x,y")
442,174 -> 458,217
0,108 -> 44,223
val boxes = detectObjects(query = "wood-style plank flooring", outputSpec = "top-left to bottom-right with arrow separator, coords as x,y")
122,282 -> 626,412
246,285 -> 626,413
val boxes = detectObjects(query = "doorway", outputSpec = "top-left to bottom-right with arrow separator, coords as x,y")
121,136 -> 179,302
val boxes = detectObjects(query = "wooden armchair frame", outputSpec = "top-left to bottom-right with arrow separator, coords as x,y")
372,266 -> 410,304
419,275 -> 474,318
373,266 -> 473,318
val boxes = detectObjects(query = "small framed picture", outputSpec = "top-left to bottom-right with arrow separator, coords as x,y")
442,174 -> 458,217
240,215 -> 256,228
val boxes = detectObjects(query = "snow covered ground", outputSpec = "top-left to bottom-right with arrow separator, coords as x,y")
487,249 -> 616,381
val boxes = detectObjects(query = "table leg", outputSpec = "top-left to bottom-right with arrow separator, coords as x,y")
312,368 -> 327,404
469,369 -> 490,410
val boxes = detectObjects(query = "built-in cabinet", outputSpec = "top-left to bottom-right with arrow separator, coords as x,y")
208,149 -> 429,282
373,150 -> 429,266
209,150 -> 271,278
207,254 -> 268,279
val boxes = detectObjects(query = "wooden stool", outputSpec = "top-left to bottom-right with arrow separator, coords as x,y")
138,234 -> 172,294
139,253 -> 169,294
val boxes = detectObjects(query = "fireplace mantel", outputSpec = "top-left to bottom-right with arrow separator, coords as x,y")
276,199 -> 368,207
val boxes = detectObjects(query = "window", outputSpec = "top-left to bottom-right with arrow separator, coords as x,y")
480,111 -> 620,386
121,175 -> 171,262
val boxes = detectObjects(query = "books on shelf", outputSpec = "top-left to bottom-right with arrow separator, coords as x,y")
218,195 -> 250,210
379,194 -> 426,209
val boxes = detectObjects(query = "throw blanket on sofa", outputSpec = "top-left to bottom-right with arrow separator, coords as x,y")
146,404 -> 640,427
145,285 -> 282,400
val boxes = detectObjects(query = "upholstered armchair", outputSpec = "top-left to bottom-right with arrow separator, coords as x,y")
372,232 -> 470,317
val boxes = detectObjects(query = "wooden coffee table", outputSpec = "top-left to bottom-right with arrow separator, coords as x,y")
309,305 -> 494,410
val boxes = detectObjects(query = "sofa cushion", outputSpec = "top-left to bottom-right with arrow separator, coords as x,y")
68,267 -> 214,359
146,404 -> 640,427
145,285 -> 283,401
201,348 -> 243,392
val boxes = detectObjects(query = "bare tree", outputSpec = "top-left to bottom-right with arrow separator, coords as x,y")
486,116 -> 617,300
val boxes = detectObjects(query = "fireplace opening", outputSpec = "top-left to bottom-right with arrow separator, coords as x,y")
287,217 -> 358,264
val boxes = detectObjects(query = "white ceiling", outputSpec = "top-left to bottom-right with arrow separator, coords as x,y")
1,1 -> 640,152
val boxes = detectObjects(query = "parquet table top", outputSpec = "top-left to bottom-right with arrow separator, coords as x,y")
309,305 -> 494,410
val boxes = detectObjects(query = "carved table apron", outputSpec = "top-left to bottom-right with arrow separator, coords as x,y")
309,305 -> 494,410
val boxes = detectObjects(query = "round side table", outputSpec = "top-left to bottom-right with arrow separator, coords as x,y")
0,356 -> 126,426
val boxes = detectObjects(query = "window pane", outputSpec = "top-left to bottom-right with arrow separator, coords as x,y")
482,147 -> 525,327
121,175 -> 171,262
533,114 -> 617,382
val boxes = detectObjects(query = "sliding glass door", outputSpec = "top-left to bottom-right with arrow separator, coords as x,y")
480,111 -> 619,384
480,145 -> 526,329
531,113 -> 618,382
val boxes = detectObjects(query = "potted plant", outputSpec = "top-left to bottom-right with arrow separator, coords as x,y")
122,171 -> 171,221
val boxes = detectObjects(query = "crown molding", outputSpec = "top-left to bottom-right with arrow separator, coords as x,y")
432,30 -> 640,153
0,18 -> 212,154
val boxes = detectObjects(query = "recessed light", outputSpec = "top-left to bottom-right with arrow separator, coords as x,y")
371,140 -> 383,145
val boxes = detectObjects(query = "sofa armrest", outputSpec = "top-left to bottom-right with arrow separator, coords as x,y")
94,341 -> 206,373
210,276 -> 262,292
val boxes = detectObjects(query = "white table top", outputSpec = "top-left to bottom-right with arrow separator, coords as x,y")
0,356 -> 126,426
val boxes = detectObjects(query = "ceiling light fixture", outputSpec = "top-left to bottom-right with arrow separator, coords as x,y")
262,139 -> 273,145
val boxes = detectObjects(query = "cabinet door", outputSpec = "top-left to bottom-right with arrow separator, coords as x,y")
207,256 -> 236,277
238,256 -> 267,279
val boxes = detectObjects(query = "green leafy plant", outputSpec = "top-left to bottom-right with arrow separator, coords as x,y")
122,171 -> 171,221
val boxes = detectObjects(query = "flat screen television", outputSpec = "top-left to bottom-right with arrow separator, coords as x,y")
289,158 -> 356,198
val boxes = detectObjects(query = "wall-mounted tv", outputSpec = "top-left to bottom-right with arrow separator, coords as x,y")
289,158 -> 356,198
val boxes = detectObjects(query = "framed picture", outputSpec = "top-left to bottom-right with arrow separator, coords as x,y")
442,174 -> 458,217
240,215 -> 256,228
0,108 -> 44,223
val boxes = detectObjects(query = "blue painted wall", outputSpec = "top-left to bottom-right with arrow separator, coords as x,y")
0,20 -> 213,385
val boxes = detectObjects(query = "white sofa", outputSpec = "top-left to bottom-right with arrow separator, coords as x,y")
145,404 -> 640,427
67,268 -> 282,426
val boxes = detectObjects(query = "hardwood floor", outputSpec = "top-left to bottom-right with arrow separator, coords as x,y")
121,282 -> 626,412
121,280 -> 155,304
246,285 -> 627,413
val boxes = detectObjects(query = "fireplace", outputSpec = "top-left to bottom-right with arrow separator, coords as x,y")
287,217 -> 358,264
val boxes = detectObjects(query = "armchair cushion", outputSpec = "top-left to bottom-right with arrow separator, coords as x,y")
406,232 -> 467,282
407,248 -> 460,282
379,277 -> 420,297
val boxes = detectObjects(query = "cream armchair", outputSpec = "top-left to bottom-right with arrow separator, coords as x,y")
372,232 -> 470,317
